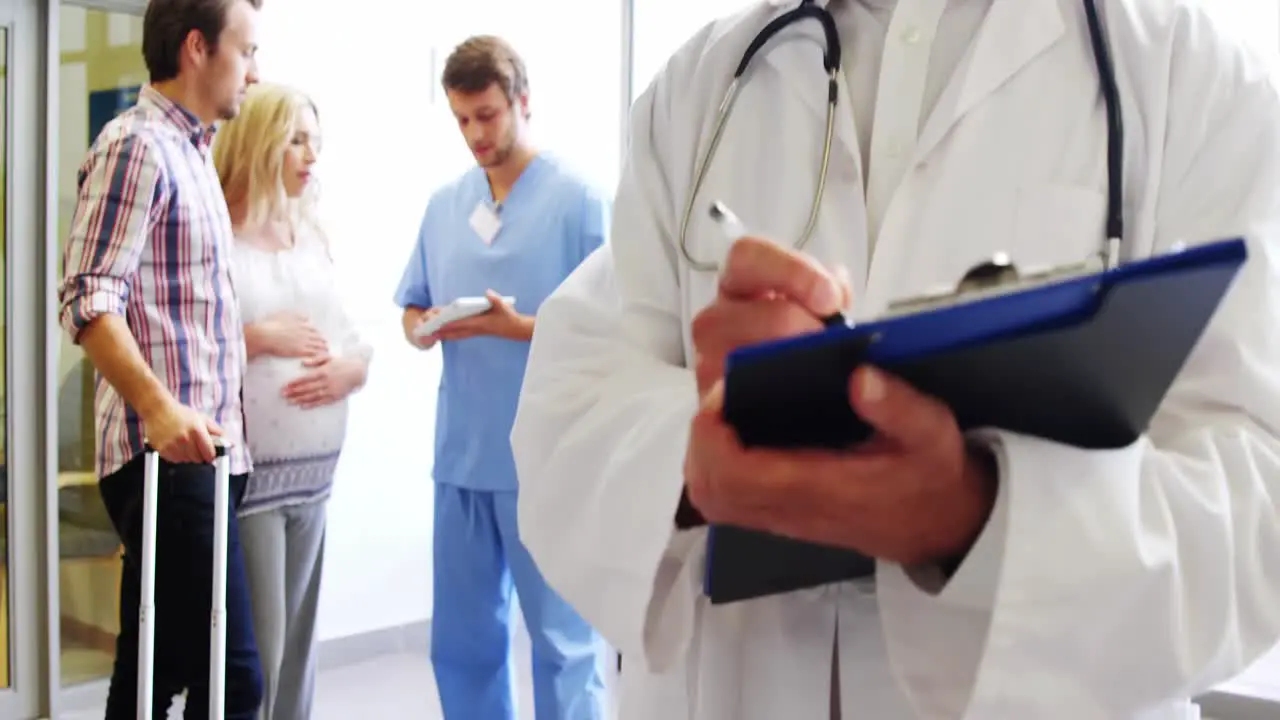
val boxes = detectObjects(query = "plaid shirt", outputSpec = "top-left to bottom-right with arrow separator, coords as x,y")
59,85 -> 251,478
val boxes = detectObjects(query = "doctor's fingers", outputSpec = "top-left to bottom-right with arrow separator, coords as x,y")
686,411 -> 890,552
691,297 -> 824,393
719,237 -> 846,316
848,366 -> 959,448
686,408 -> 844,532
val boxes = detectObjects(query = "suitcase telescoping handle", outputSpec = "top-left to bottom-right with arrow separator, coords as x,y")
138,441 -> 230,720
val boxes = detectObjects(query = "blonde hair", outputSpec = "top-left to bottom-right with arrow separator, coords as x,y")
213,83 -> 324,241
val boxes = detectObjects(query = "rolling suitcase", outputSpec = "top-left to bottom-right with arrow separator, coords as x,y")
137,442 -> 231,720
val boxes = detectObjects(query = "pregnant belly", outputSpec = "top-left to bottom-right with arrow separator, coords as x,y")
242,357 -> 349,462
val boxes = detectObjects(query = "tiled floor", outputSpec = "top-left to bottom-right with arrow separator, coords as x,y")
304,652 -> 545,719
61,646 -> 116,687
62,653 -> 467,719
63,631 -> 616,720
293,652 -> 531,719
57,636 -> 1278,719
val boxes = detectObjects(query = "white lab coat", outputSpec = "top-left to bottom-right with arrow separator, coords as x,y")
511,0 -> 1280,717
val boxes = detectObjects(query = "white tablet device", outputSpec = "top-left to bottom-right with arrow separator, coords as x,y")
413,296 -> 517,339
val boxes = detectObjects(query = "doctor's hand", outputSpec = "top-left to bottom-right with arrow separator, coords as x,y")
684,366 -> 999,568
692,237 -> 851,396
435,290 -> 535,343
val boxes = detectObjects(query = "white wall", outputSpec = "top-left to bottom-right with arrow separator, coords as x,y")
254,1 -> 444,642
253,0 -> 624,642
1211,0 -> 1280,58
246,0 -> 745,649
631,0 -> 756,100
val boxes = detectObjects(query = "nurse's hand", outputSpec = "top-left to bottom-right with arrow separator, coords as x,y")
435,290 -> 535,343
684,366 -> 998,567
692,237 -> 851,396
403,307 -> 441,350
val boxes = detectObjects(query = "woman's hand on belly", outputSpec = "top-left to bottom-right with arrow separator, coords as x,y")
246,311 -> 330,360
280,355 -> 368,409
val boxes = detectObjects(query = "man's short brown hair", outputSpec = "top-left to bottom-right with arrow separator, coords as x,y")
441,35 -> 529,103
142,0 -> 263,83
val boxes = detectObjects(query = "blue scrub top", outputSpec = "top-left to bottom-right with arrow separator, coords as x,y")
394,155 -> 610,491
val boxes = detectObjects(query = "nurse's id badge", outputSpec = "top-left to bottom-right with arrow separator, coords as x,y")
469,202 -> 502,245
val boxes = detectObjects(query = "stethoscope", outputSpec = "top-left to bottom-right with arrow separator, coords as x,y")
678,0 -> 1126,276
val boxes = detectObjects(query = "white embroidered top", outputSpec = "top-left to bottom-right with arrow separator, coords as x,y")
231,224 -> 363,516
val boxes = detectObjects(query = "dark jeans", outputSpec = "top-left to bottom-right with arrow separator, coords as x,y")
99,451 -> 264,720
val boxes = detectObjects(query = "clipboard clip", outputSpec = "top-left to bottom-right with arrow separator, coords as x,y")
882,252 -> 1105,319
956,252 -> 1020,293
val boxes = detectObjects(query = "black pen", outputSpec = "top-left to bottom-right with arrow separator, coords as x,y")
821,311 -> 848,328
708,200 -> 849,328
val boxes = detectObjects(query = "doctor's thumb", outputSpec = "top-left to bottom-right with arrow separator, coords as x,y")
848,366 -> 949,444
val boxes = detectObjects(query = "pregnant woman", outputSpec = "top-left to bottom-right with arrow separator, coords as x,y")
213,83 -> 372,720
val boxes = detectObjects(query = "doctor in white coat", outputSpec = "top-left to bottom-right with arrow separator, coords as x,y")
511,0 -> 1280,717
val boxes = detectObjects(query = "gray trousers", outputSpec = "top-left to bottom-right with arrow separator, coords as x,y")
239,499 -> 328,720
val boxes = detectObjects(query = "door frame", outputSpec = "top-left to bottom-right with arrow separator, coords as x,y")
0,0 -> 54,717
618,0 -> 633,181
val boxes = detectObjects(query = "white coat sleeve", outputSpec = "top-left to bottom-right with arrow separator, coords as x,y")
877,16 -> 1280,719
511,61 -> 703,673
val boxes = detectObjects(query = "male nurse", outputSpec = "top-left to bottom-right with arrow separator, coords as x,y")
393,34 -> 610,720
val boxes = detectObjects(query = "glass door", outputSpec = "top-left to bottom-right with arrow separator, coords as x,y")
47,0 -> 148,715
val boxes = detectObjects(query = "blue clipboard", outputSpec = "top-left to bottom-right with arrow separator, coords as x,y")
703,237 -> 1249,605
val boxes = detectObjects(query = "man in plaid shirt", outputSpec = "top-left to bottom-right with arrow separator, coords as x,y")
58,0 -> 265,717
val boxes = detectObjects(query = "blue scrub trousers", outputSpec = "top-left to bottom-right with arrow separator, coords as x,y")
431,483 -> 608,719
